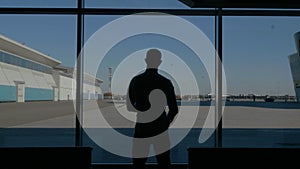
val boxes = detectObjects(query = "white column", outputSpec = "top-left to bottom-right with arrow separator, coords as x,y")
14,81 -> 25,102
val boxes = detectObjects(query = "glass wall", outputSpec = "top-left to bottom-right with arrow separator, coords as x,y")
223,16 -> 300,147
1,0 -> 300,166
0,51 -> 52,73
0,0 -> 76,8
85,0 -> 190,9
83,14 -> 215,163
0,14 -> 76,146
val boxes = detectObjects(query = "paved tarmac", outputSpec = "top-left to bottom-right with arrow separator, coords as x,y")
0,100 -> 112,128
1,100 -> 300,163
2,100 -> 300,128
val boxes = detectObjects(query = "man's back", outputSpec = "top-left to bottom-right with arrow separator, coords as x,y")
127,48 -> 177,169
127,68 -> 178,138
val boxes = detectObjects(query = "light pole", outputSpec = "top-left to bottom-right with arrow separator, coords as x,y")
108,67 -> 113,98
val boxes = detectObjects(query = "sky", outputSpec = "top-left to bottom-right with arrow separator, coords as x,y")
0,1 -> 299,96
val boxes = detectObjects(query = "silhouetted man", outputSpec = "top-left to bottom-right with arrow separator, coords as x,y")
127,48 -> 178,169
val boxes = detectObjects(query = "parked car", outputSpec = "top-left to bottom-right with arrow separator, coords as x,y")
264,95 -> 275,102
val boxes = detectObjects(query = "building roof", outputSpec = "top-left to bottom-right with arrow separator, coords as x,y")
84,72 -> 103,84
0,34 -> 61,68
54,65 -> 103,84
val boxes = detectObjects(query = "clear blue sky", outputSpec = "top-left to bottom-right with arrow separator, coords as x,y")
0,1 -> 299,96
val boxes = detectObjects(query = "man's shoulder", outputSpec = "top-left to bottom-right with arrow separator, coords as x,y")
132,72 -> 144,79
157,73 -> 170,80
130,73 -> 145,83
157,74 -> 173,84
131,71 -> 171,83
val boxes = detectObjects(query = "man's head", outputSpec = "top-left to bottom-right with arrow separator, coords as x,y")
145,48 -> 162,69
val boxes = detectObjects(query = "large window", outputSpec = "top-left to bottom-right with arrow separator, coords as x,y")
1,0 -> 300,166
85,0 -> 190,9
223,16 -> 300,148
0,15 -> 76,146
0,0 -> 76,8
0,51 -> 52,73
83,14 -> 215,163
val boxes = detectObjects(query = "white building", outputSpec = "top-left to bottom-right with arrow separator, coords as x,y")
0,34 -> 102,102
288,31 -> 300,102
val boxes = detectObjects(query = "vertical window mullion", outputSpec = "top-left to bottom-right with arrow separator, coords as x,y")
76,0 -> 84,147
214,8 -> 223,148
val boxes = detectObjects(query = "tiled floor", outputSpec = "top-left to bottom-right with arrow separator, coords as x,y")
91,164 -> 188,169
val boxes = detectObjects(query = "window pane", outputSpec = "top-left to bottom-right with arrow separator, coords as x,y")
0,0 -> 76,8
223,16 -> 300,148
83,14 -> 215,164
0,15 -> 76,147
85,0 -> 193,9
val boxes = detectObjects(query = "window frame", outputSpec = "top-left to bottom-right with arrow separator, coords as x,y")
1,0 -> 300,164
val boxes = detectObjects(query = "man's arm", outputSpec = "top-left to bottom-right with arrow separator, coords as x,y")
166,81 -> 179,126
126,79 -> 136,112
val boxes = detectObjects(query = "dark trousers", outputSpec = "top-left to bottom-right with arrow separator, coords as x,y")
132,129 -> 171,169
